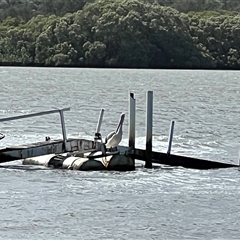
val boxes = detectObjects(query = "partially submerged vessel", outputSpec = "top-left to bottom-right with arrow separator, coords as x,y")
0,108 -> 135,171
0,91 -> 238,171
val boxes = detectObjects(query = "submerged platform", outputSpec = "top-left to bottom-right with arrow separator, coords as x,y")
0,138 -> 135,171
0,138 -> 238,170
0,96 -> 238,171
131,148 -> 238,170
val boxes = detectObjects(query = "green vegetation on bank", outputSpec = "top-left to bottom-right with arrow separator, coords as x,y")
1,0 -> 240,22
0,0 -> 240,69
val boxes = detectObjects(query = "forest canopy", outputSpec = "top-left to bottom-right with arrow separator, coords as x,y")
0,0 -> 240,69
1,0 -> 240,21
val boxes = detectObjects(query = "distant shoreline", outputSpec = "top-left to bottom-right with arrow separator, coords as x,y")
0,63 -> 239,71
1,2 -> 240,70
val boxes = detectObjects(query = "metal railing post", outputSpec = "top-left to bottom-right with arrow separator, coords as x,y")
167,120 -> 175,156
59,110 -> 68,150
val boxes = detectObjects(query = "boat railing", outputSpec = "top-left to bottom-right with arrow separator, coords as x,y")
0,108 -> 70,147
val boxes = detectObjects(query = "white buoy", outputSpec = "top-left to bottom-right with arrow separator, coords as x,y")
23,154 -> 56,166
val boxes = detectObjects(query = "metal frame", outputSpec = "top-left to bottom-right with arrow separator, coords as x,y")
0,108 -> 70,148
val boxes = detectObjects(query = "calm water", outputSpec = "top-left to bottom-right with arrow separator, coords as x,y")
0,67 -> 240,239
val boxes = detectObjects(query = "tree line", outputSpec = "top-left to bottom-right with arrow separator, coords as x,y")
0,0 -> 240,69
1,0 -> 240,22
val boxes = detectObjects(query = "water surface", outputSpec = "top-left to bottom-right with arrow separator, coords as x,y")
0,67 -> 239,239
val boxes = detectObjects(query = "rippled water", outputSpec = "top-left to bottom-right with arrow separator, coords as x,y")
0,67 -> 240,239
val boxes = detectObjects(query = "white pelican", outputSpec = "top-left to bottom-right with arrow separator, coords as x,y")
105,113 -> 125,149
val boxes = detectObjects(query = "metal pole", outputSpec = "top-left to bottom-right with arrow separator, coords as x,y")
59,110 -> 68,150
167,120 -> 175,156
238,150 -> 240,171
128,93 -> 135,151
94,108 -> 105,155
145,91 -> 153,168
94,108 -> 104,141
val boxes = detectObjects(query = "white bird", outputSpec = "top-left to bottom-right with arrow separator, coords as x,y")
105,113 -> 125,149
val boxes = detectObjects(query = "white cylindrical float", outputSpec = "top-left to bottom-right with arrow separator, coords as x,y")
22,154 -> 56,166
23,152 -> 135,171
107,154 -> 135,171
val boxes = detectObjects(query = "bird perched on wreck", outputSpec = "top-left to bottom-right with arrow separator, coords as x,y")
105,113 -> 125,150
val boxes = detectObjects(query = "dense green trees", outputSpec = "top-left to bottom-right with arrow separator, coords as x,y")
187,11 -> 240,68
148,0 -> 240,12
1,0 -> 240,22
0,0 -> 240,69
0,0 -> 94,21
